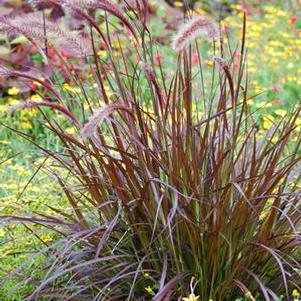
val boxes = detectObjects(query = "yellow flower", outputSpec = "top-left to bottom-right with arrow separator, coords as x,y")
62,83 -> 81,94
103,85 -> 114,99
143,35 -> 151,42
174,1 -> 184,7
145,286 -> 154,294
262,116 -> 274,129
0,104 -> 8,114
0,229 -> 6,237
97,50 -> 107,58
40,234 -> 53,243
21,121 -> 33,129
205,60 -> 213,67
33,80 -> 42,87
230,4 -> 241,10
7,97 -> 19,105
0,140 -> 10,145
195,8 -> 206,14
292,289 -> 300,298
183,293 -> 200,301
30,94 -> 42,101
111,39 -> 124,49
274,109 -> 286,117
8,87 -> 20,96
66,127 -> 76,135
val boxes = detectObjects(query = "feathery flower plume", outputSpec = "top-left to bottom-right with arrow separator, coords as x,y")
172,15 -> 219,51
6,101 -> 81,127
31,0 -> 138,41
213,56 -> 235,105
81,104 -> 133,142
213,56 -> 229,69
0,13 -> 89,57
0,14 -> 48,61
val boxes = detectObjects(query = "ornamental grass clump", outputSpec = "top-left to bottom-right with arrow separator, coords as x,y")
0,1 -> 301,300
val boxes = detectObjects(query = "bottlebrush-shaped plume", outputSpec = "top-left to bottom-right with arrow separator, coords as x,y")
81,104 -> 133,143
0,13 -> 89,57
31,0 -> 138,41
0,14 -> 47,60
213,56 -> 229,69
172,15 -> 219,51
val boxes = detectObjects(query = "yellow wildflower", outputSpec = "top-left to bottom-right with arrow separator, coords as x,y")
97,50 -> 107,58
143,35 -> 151,42
111,39 -> 124,49
292,289 -> 300,298
274,109 -> 286,117
205,60 -> 213,67
41,234 -> 53,243
103,85 -> 114,99
65,127 -> 76,135
30,94 -> 42,101
8,87 -> 20,96
296,119 -> 301,127
62,83 -> 81,94
145,286 -> 154,294
262,116 -> 274,129
0,140 -> 10,145
33,80 -> 42,87
195,8 -> 206,14
0,104 -> 8,114
183,293 -> 200,301
7,97 -> 19,105
230,4 -> 241,10
21,121 -> 33,129
174,1 -> 184,7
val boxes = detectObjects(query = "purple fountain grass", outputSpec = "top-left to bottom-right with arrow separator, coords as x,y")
213,56 -> 236,105
31,0 -> 138,42
80,103 -> 134,142
0,14 -> 48,61
213,55 -> 229,69
172,15 -> 219,51
66,0 -> 138,41
0,13 -> 90,57
0,4 -> 300,301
